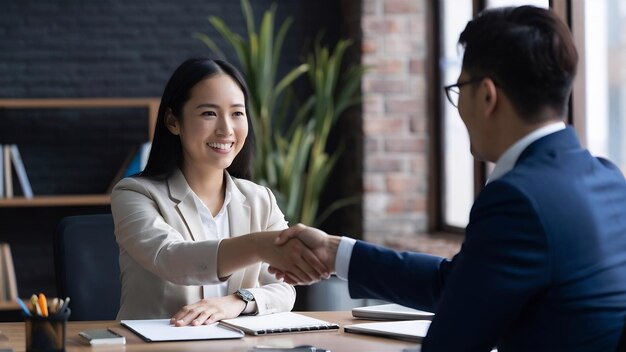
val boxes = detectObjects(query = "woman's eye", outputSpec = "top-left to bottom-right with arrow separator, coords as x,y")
201,111 -> 217,117
233,111 -> 245,118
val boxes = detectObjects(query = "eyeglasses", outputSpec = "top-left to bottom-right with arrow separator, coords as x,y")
443,77 -> 485,108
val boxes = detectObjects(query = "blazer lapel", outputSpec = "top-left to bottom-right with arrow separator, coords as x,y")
227,175 -> 251,236
168,169 -> 205,242
225,173 -> 251,293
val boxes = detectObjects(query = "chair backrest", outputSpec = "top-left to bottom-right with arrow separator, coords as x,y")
54,214 -> 120,321
617,322 -> 626,352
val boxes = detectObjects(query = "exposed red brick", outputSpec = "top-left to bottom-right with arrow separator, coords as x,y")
386,97 -> 422,114
363,116 -> 406,134
364,136 -> 380,152
372,58 -> 405,74
365,156 -> 404,172
363,0 -> 380,15
362,18 -> 405,35
409,58 -> 424,74
385,137 -> 426,153
410,115 -> 427,133
363,94 -> 384,114
387,173 -> 421,193
364,174 -> 386,192
362,38 -> 379,54
363,77 -> 409,94
384,0 -> 418,14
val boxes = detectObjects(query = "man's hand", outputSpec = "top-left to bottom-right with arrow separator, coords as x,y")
252,231 -> 329,285
268,224 -> 340,285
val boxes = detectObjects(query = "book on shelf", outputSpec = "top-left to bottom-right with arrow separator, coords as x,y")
9,144 -> 33,198
0,243 -> 18,301
106,142 -> 151,193
0,144 -> 3,198
3,145 -> 12,199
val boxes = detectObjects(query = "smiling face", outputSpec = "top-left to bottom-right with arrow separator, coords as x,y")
166,73 -> 248,175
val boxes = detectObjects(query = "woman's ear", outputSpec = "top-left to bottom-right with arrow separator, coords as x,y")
165,108 -> 180,135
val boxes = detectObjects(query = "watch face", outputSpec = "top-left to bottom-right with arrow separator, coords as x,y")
237,289 -> 254,302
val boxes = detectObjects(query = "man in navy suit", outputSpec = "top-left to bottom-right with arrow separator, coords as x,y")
270,6 -> 626,351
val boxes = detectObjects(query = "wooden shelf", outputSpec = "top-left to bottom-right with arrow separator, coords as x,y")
0,194 -> 111,207
0,97 -> 160,140
0,301 -> 19,311
0,98 -> 159,208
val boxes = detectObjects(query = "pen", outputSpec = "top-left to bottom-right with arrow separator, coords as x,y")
38,293 -> 48,317
50,297 -> 59,315
16,297 -> 31,316
58,297 -> 70,315
30,294 -> 38,314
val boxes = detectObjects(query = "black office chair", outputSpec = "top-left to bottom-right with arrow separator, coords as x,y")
617,322 -> 626,352
54,214 -> 121,321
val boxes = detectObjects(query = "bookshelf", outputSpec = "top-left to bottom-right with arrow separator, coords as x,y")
0,98 -> 159,207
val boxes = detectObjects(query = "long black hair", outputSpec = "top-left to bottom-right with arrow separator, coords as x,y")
141,58 -> 255,180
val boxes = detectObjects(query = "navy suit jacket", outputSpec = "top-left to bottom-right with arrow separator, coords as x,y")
348,127 -> 626,351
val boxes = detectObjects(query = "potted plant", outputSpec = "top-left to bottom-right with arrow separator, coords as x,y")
194,0 -> 364,226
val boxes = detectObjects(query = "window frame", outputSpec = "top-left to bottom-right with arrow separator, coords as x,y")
429,0 -> 579,233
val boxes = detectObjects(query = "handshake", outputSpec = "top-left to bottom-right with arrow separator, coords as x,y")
258,224 -> 342,286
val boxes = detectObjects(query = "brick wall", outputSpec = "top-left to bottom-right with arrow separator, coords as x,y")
361,0 -> 429,243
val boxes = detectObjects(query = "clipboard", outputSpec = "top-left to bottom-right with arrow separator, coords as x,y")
121,319 -> 244,342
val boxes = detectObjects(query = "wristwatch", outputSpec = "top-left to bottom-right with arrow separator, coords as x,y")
235,289 -> 255,313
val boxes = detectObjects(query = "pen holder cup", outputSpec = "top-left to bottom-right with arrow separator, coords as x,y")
25,308 -> 71,352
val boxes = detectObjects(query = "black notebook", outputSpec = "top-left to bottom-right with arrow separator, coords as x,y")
220,312 -> 339,336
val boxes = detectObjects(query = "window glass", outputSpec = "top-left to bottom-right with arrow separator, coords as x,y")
441,0 -> 473,228
486,0 -> 548,8
584,0 -> 626,174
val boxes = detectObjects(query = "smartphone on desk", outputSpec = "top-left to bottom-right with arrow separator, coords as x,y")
251,345 -> 330,352
78,329 -> 126,345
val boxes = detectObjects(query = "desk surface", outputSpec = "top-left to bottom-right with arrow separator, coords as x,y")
0,311 -> 418,352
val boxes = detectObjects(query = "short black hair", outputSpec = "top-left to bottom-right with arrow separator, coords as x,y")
459,6 -> 578,120
141,58 -> 255,180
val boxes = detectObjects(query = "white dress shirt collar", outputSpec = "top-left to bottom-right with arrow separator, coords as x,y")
191,175 -> 233,299
487,122 -> 566,184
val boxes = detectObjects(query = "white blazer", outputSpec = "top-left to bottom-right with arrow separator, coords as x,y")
111,169 -> 295,319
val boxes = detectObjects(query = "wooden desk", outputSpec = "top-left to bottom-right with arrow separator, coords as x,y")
0,311 -> 417,352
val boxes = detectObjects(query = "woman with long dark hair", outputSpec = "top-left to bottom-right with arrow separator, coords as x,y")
111,58 -> 324,326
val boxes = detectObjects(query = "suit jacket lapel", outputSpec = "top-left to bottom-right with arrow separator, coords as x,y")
168,169 -> 205,242
226,174 -> 251,236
